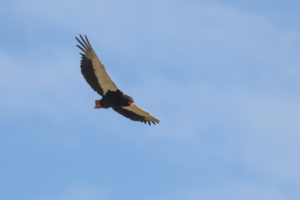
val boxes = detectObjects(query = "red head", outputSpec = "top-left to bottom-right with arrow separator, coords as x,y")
128,101 -> 134,106
124,95 -> 134,107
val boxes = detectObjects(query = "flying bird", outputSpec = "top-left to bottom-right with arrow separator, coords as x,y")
76,34 -> 160,125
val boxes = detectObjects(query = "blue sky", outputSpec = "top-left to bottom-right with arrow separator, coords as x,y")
1,0 -> 300,199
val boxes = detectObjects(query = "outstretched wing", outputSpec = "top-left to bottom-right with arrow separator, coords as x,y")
76,34 -> 118,96
113,105 -> 160,125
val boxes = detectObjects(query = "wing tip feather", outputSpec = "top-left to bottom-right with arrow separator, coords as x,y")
76,34 -> 92,54
76,45 -> 87,53
144,118 -> 160,126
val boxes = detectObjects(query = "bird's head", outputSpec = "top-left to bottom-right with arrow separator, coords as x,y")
124,95 -> 134,107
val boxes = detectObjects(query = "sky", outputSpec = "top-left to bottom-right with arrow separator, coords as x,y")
1,0 -> 300,199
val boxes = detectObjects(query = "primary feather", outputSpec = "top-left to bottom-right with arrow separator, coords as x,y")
76,34 -> 118,96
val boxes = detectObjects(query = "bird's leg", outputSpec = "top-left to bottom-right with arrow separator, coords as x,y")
95,100 -> 107,109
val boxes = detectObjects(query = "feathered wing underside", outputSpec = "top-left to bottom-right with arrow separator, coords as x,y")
76,34 -> 118,96
113,105 -> 160,125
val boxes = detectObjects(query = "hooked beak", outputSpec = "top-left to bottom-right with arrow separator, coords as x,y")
128,101 -> 134,106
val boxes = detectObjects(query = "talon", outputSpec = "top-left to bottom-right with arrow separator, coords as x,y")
95,100 -> 102,109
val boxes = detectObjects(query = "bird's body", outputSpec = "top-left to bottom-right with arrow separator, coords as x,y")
76,34 -> 160,125
96,90 -> 134,108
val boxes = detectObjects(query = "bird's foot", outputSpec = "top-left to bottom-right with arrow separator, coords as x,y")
95,100 -> 106,109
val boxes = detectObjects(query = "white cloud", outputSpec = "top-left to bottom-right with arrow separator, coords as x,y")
45,184 -> 109,200
163,180 -> 286,200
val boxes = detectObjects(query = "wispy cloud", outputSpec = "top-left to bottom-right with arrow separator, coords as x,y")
45,184 -> 109,200
161,180 -> 287,200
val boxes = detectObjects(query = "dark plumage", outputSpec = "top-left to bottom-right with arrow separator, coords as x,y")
98,90 -> 133,108
76,34 -> 160,125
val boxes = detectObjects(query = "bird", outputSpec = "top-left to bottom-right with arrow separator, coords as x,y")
75,34 -> 160,125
